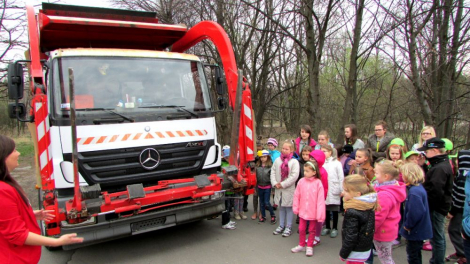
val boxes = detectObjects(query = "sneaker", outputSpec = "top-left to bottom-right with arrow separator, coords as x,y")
273,226 -> 284,235
330,229 -> 338,238
457,257 -> 467,264
306,247 -> 313,257
392,239 -> 401,248
282,227 -> 292,237
291,245 -> 306,253
373,249 -> 378,256
313,239 -> 320,247
271,215 -> 277,225
240,212 -> 248,220
259,217 -> 266,223
222,223 -> 236,230
273,204 -> 278,211
321,228 -> 330,236
446,253 -> 459,262
423,241 -> 432,251
228,220 -> 237,226
234,213 -> 241,220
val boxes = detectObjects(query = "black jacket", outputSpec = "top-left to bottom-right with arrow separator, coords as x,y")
255,166 -> 271,186
340,208 -> 375,259
423,154 -> 453,216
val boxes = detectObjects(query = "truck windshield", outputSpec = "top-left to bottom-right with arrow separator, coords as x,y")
51,57 -> 212,120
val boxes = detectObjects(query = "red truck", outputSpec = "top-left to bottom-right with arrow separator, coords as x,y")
7,3 -> 255,249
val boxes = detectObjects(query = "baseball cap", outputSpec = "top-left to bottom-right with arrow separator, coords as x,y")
389,138 -> 405,147
417,137 -> 445,151
341,144 -> 354,154
267,138 -> 278,147
257,150 -> 270,157
404,150 -> 420,159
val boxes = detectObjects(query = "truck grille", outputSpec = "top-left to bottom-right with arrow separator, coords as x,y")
64,140 -> 214,187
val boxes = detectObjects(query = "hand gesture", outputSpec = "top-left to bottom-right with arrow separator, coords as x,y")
57,233 -> 84,246
34,210 -> 55,221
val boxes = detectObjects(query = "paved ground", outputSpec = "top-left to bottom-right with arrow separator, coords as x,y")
12,159 -> 454,264
36,206 -> 454,264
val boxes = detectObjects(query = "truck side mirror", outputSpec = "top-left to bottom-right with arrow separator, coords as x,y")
215,67 -> 226,96
7,63 -> 24,100
217,97 -> 226,110
8,103 -> 26,119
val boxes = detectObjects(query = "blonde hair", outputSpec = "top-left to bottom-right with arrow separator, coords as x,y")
374,159 -> 400,179
418,126 -> 436,147
318,130 -> 330,140
283,141 -> 294,152
400,163 -> 425,186
343,174 -> 375,195
321,145 -> 337,159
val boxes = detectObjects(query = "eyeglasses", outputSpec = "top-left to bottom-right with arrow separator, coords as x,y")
374,129 -> 383,132
421,132 -> 431,135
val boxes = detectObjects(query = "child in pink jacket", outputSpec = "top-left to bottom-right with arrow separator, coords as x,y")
291,161 -> 326,257
373,160 -> 406,264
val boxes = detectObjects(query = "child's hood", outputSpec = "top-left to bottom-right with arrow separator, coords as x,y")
309,150 -> 326,168
376,182 -> 406,203
354,192 -> 377,204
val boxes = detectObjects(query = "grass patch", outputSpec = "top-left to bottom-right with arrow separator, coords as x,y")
15,137 -> 35,157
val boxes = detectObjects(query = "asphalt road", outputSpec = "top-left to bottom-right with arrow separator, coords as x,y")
38,203 -> 454,264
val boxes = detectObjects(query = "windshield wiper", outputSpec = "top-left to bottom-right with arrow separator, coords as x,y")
76,108 -> 135,122
139,105 -> 198,118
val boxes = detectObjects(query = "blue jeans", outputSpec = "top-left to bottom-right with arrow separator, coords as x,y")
429,210 -> 446,264
257,187 -> 274,218
463,237 -> 470,261
407,240 -> 424,264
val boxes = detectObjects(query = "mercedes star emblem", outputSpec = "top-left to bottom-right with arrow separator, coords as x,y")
139,148 -> 160,170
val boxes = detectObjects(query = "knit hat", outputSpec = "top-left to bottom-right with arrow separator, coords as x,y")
442,138 -> 453,151
267,138 -> 278,147
405,150 -> 420,159
458,150 -> 470,171
390,138 -> 405,147
417,137 -> 445,151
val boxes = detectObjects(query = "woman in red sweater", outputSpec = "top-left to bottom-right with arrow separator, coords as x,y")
0,135 -> 83,264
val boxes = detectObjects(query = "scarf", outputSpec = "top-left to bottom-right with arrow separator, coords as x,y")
280,152 -> 293,181
374,179 -> 398,188
344,193 -> 378,211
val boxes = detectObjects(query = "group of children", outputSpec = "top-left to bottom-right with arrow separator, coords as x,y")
223,124 -> 461,264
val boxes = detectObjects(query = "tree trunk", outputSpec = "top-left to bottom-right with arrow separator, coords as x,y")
340,0 -> 364,135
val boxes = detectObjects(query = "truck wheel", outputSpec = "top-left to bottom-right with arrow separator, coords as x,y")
37,189 -> 62,251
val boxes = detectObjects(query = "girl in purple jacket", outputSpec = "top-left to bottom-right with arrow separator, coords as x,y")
291,161 -> 326,257
373,160 -> 407,264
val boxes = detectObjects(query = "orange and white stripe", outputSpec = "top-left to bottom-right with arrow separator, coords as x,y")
77,130 -> 208,145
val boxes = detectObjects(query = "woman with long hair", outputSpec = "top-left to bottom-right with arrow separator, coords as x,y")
0,135 -> 83,264
344,124 -> 365,150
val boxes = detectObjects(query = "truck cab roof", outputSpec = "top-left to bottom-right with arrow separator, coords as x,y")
49,48 -> 200,62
